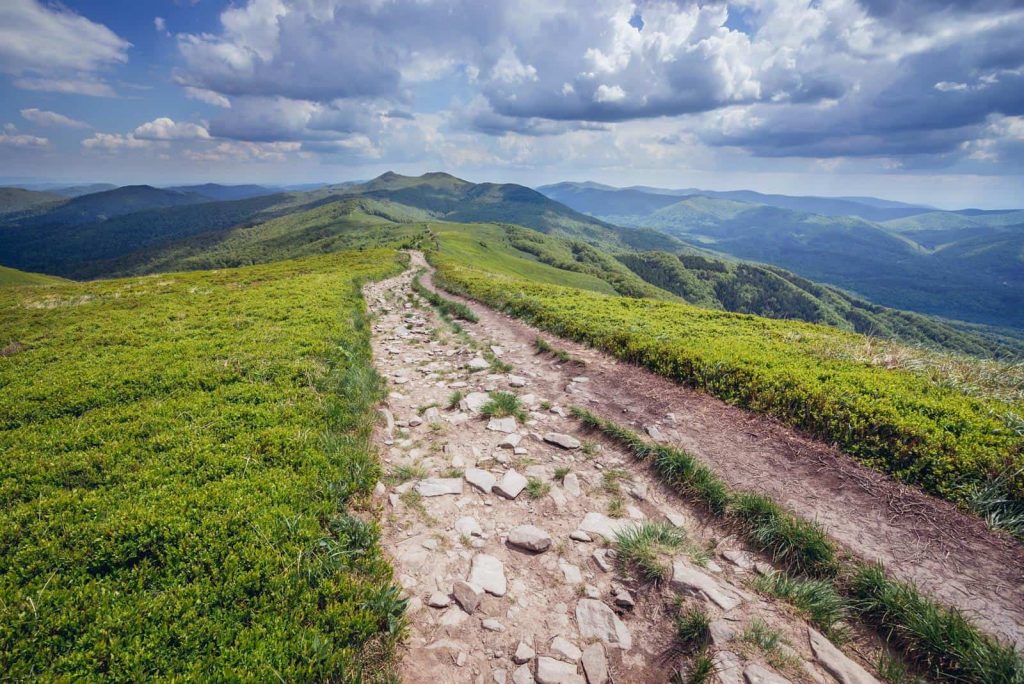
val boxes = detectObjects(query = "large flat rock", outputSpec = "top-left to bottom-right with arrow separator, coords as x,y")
575,599 -> 632,650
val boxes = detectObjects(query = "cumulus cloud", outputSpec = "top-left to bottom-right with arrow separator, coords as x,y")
0,131 -> 50,148
82,133 -> 152,151
134,117 -> 211,141
0,0 -> 130,97
20,108 -> 90,129
159,0 -> 1024,175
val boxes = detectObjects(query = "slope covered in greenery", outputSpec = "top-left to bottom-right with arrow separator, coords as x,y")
431,250 -> 1024,515
0,187 -> 62,216
0,250 -> 406,679
106,198 -> 430,276
617,251 -> 1022,357
541,183 -> 1024,330
0,265 -> 68,287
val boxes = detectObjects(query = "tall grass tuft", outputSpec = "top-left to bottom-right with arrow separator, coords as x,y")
850,564 -> 1023,683
729,493 -> 838,578
754,572 -> 848,638
481,391 -> 526,422
615,521 -> 687,583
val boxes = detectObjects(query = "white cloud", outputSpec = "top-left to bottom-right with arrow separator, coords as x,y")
182,140 -> 300,162
0,0 -> 130,97
133,117 -> 211,141
82,133 -> 152,151
154,16 -> 167,33
13,76 -> 117,97
20,108 -> 90,129
184,86 -> 232,108
594,84 -> 626,103
0,131 -> 50,148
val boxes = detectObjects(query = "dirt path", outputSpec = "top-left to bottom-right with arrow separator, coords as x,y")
365,255 -> 905,684
397,252 -> 1023,653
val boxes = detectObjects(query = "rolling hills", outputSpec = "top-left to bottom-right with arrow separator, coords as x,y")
539,182 -> 1024,330
1,172 -> 1021,356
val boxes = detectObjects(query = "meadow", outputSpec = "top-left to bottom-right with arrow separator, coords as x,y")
431,256 -> 1024,512
0,250 -> 406,680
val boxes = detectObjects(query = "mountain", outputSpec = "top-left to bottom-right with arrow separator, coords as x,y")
0,187 -> 63,216
539,182 -> 1024,330
50,183 -> 119,197
166,183 -> 277,201
1,185 -> 211,229
539,181 -> 933,222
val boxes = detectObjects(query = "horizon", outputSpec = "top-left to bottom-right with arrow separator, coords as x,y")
5,170 -> 1021,213
1,1 -> 1022,210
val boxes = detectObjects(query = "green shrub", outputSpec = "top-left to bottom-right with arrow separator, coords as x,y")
0,251 -> 406,680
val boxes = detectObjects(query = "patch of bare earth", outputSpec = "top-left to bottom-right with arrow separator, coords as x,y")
363,254 -> 929,683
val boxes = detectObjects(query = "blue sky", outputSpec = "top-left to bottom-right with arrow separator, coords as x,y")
1,0 -> 1022,208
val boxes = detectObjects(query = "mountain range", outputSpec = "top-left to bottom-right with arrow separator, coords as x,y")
539,182 -> 1024,330
1,172 -> 1022,356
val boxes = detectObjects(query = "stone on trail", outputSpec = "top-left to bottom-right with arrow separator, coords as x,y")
423,406 -> 441,423
559,561 -> 583,584
469,357 -> 490,371
488,416 -> 518,433
709,619 -> 737,647
508,525 -> 553,552
569,529 -> 591,542
563,473 -> 581,497
578,512 -> 635,541
645,425 -> 665,441
807,627 -> 880,684
574,599 -> 632,650
455,515 -> 484,537
512,665 -> 535,684
453,579 -> 484,613
713,651 -> 745,684
416,478 -> 464,497
469,553 -> 507,596
581,643 -> 609,684
508,375 -> 527,387
743,663 -> 792,684
722,548 -> 755,571
550,636 -> 582,662
498,433 -> 523,449
544,432 -> 581,449
514,641 -> 536,664
495,469 -> 528,499
482,618 -> 506,632
536,656 -> 582,684
427,591 -> 451,608
461,391 -> 491,413
466,467 -> 497,493
670,559 -> 742,611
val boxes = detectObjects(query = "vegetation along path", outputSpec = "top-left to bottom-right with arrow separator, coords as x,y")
365,252 -> 1023,683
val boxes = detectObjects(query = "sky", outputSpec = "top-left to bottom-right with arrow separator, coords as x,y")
0,0 -> 1022,208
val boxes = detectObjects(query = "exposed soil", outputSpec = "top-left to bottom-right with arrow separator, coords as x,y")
366,252 -> 1022,683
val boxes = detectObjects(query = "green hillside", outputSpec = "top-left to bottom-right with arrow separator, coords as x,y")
616,251 -> 1020,357
430,249 -> 1024,518
0,250 -> 405,679
0,265 -> 68,287
542,185 -> 1024,330
0,188 -> 62,216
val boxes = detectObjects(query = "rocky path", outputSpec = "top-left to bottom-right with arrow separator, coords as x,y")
364,255 -> 893,684
408,253 -> 1023,650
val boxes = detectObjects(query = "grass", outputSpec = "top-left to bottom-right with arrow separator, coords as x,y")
526,477 -> 551,500
446,390 -> 464,409
615,522 -> 687,583
753,572 -> 847,638
386,464 -> 429,484
554,466 -> 571,482
434,257 -> 1024,510
673,606 -> 711,653
740,619 -> 796,670
410,270 -> 477,323
850,564 -> 1023,683
480,391 -> 526,422
729,493 -> 838,578
534,335 -> 575,363
0,250 -> 407,680
607,495 -> 626,518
